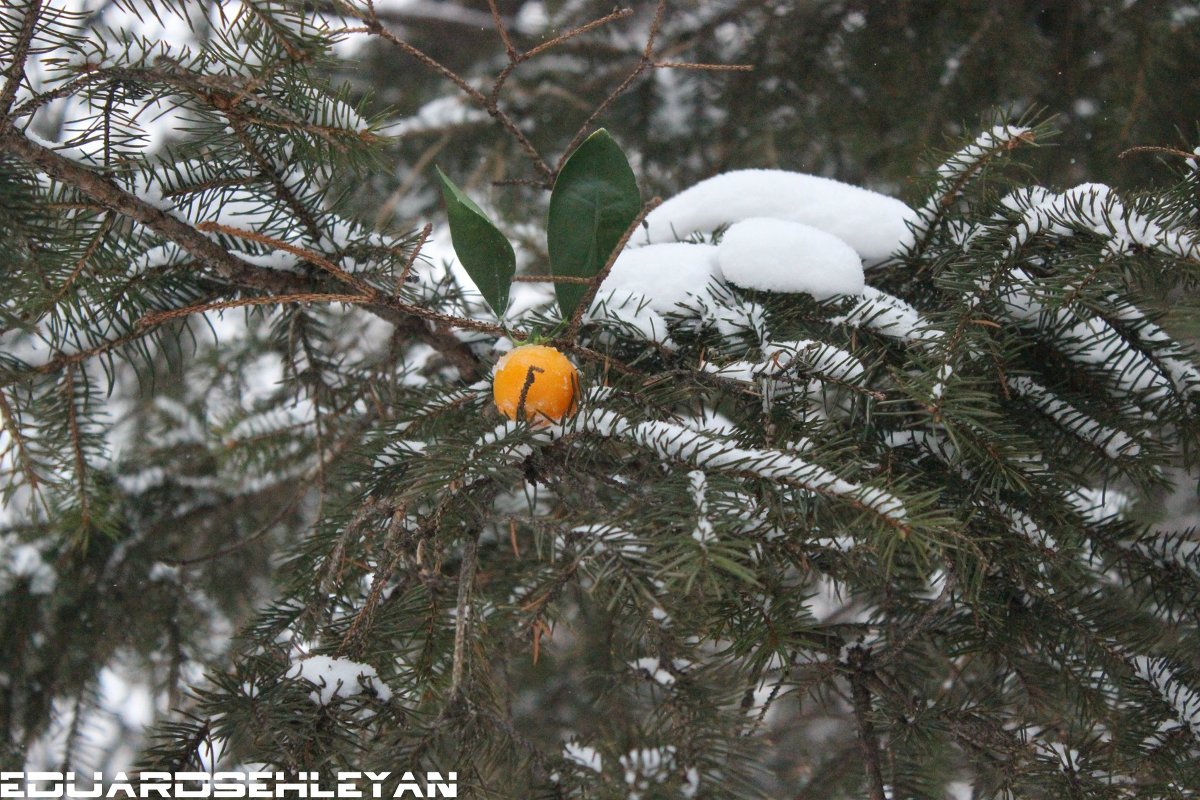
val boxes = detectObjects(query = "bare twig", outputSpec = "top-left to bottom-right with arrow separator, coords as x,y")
653,61 -> 754,72
374,133 -> 453,229
485,0 -> 518,60
1119,145 -> 1199,160
565,197 -> 662,338
359,16 -> 553,182
523,8 -> 635,61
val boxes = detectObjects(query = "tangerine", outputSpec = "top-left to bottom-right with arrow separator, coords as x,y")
493,344 -> 579,425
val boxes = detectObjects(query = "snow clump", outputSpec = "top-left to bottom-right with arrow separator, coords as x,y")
717,217 -> 864,297
640,169 -> 917,263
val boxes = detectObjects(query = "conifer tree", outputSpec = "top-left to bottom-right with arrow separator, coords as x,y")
4,2 -> 1200,799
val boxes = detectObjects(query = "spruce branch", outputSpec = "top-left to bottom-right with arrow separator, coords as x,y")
226,119 -> 324,243
337,505 -> 409,659
42,213 -> 116,314
0,129 -> 303,294
0,387 -> 44,503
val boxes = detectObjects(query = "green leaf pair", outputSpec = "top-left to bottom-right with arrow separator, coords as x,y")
436,130 -> 641,325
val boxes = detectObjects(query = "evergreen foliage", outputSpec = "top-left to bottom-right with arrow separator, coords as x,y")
3,2 -> 1200,799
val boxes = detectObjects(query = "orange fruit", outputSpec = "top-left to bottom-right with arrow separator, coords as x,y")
493,344 -> 579,425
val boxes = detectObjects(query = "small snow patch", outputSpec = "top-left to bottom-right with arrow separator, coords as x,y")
563,741 -> 602,773
286,655 -> 393,705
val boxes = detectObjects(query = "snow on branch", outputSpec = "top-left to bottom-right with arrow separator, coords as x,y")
1131,656 -> 1200,739
1103,295 -> 1200,397
565,405 -> 909,530
701,339 -> 867,389
1007,375 -> 1141,458
831,287 -> 940,345
1118,529 -> 1200,577
912,124 -> 1034,243
996,268 -> 1190,407
1005,183 -> 1200,261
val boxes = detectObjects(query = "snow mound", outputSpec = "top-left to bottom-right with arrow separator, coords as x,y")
716,218 -> 864,298
601,243 -> 722,314
641,169 -> 917,262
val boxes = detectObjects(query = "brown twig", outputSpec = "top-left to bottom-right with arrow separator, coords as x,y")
6,326 -> 159,382
565,196 -> 662,339
511,274 -> 592,284
0,0 -> 43,118
358,16 -> 553,182
395,222 -> 433,288
515,365 -> 544,421
374,133 -> 453,229
523,8 -> 635,61
485,0 -> 518,60
652,61 -> 754,72
489,8 -> 633,138
1118,145 -> 1199,160
138,293 -> 368,328
847,647 -> 888,800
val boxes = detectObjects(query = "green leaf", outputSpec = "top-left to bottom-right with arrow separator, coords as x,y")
547,129 -> 641,320
436,166 -> 515,319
